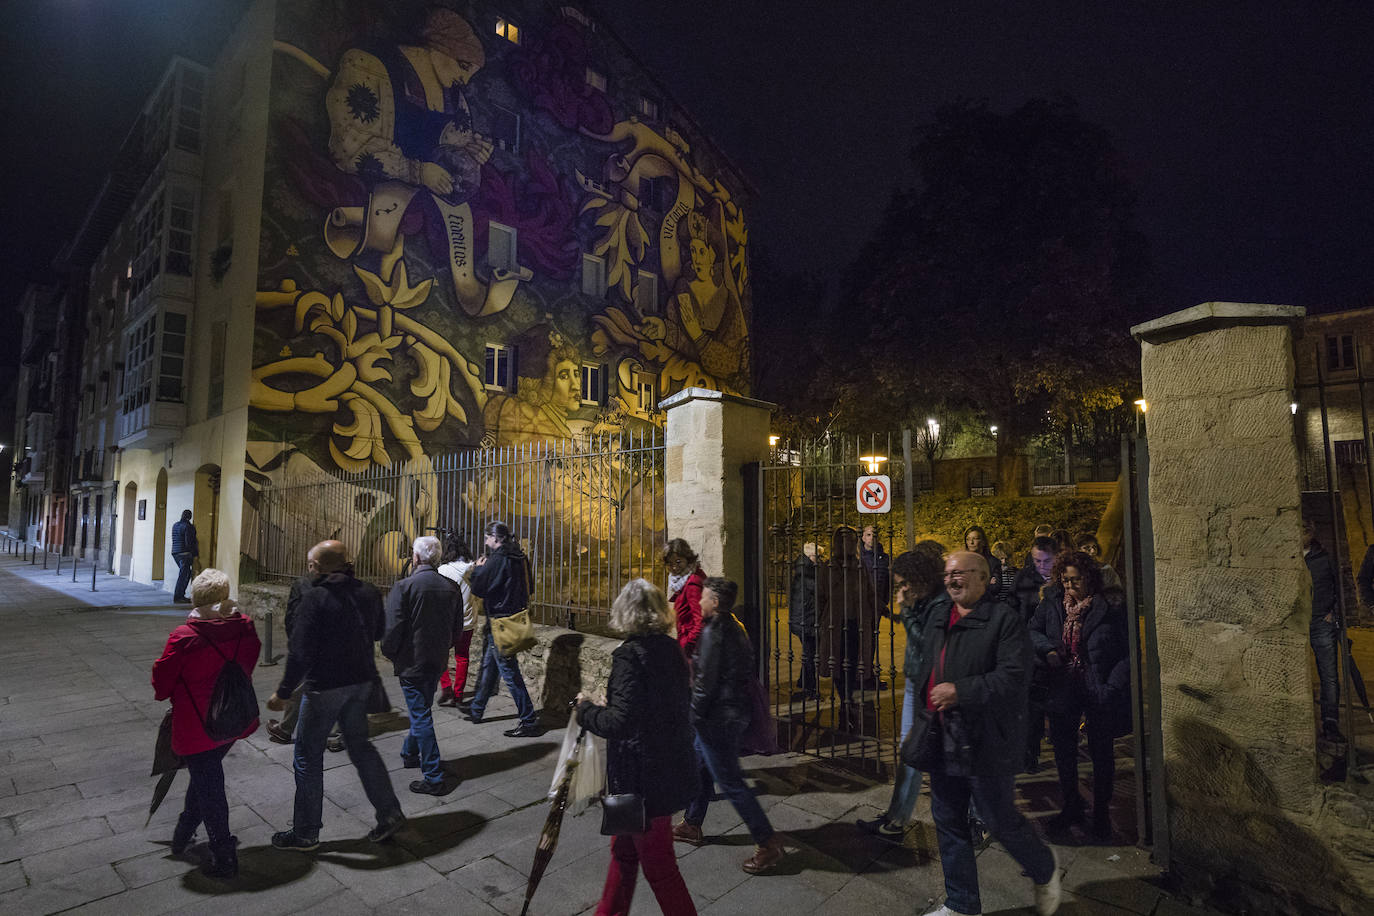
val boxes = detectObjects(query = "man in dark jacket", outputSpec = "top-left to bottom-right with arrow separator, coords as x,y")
914,551 -> 1060,916
266,540 -> 405,850
788,543 -> 819,699
1012,535 -> 1060,773
1304,525 -> 1343,740
674,578 -> 784,874
170,510 -> 199,604
383,535 -> 459,794
466,521 -> 541,737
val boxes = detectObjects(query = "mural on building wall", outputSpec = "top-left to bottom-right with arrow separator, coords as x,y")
246,2 -> 749,575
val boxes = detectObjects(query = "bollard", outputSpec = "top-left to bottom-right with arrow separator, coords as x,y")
43,546 -> 48,570
56,548 -> 62,575
260,610 -> 278,666
91,548 -> 97,592
73,552 -> 79,582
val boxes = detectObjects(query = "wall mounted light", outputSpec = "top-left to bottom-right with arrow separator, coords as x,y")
1290,402 -> 1298,415
859,455 -> 888,475
1134,399 -> 1149,413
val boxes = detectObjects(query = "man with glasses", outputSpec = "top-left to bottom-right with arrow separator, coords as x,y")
918,552 -> 1060,916
1012,535 -> 1060,772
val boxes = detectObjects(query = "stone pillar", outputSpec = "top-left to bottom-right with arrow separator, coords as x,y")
661,387 -> 774,587
1133,302 -> 1351,905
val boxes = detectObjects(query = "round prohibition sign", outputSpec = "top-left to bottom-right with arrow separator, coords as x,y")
859,478 -> 888,509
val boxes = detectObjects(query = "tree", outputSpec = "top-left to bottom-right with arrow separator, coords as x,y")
815,97 -> 1151,453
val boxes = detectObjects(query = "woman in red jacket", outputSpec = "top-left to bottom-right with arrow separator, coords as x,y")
663,539 -> 706,660
151,568 -> 261,879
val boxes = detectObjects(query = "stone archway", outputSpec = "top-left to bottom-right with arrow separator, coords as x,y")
152,468 -> 168,583
193,464 -> 222,569
120,481 -> 137,577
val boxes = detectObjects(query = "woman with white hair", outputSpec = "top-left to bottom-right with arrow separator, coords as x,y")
151,568 -> 261,879
576,579 -> 699,915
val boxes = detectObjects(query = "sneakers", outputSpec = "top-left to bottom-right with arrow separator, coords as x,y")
671,821 -> 704,846
409,779 -> 447,796
504,723 -> 542,738
265,720 -> 293,744
366,812 -> 407,843
271,830 -> 319,852
856,815 -> 907,842
927,907 -> 981,916
1034,847 -> 1062,915
741,834 -> 785,874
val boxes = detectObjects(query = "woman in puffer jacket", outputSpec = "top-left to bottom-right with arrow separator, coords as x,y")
151,568 -> 261,879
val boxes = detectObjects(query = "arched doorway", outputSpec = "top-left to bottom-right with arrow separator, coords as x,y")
121,482 -> 137,577
152,468 -> 168,583
193,464 -> 222,569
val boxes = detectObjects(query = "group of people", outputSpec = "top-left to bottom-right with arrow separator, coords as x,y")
787,522 -> 1131,916
150,521 -> 540,878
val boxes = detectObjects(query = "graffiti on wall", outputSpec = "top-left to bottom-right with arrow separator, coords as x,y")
246,3 -> 749,573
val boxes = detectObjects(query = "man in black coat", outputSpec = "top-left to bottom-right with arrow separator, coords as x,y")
788,543 -> 819,699
382,535 -> 459,794
1011,535 -> 1060,773
914,551 -> 1060,916
1304,524 -> 1343,740
466,521 -> 541,737
265,540 -> 405,850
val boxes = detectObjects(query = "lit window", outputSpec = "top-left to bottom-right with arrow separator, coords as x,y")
496,17 -> 520,44
485,344 -> 512,391
635,270 -> 659,315
581,363 -> 604,405
581,253 -> 607,297
488,222 -> 517,272
637,96 -> 659,120
585,68 -> 607,92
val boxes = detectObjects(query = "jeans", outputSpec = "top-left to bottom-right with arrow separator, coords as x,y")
293,680 -> 402,838
1048,689 -> 1117,820
172,552 -> 194,601
181,743 -> 232,847
684,720 -> 775,845
886,678 -> 924,825
1311,619 -> 1342,729
468,632 -> 537,727
596,815 -> 697,916
439,628 -> 475,694
400,673 -> 444,785
929,769 -> 1055,915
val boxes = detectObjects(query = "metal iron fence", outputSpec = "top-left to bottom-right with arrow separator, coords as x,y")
250,430 -> 665,630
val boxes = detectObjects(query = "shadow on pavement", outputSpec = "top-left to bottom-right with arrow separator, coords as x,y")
447,740 -> 559,781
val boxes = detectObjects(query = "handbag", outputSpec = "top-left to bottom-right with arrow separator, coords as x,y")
600,792 -> 648,836
491,610 -> 537,657
900,707 -> 944,772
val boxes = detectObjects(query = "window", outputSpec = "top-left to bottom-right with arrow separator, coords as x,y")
490,107 -> 520,152
207,321 -> 226,417
495,17 -> 520,43
637,95 -> 659,120
130,190 -> 165,298
581,253 -> 607,297
640,176 -> 674,213
122,317 -> 157,414
158,312 -> 187,402
484,344 -> 512,391
585,68 -> 607,92
636,373 -> 657,413
166,187 -> 195,276
176,65 -> 204,153
635,270 -> 659,315
488,222 -> 517,272
1327,333 -> 1357,371
581,363 -> 605,405
1336,440 -> 1366,466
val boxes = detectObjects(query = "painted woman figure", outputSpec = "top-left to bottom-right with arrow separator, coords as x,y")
482,326 -> 584,446
664,211 -> 748,390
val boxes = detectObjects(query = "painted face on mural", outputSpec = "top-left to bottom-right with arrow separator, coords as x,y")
689,237 -> 716,282
553,360 -> 580,413
430,50 -> 477,88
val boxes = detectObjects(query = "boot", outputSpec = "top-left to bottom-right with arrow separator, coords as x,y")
201,837 -> 239,879
741,834 -> 785,874
438,686 -> 456,707
170,812 -> 198,856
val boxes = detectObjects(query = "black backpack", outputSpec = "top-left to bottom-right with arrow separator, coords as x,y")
187,634 -> 259,742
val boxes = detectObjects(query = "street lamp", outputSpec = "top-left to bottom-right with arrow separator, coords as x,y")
859,454 -> 888,475
989,425 -> 998,435
1133,399 -> 1148,413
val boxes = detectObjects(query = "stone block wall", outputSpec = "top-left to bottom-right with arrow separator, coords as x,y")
1135,304 -> 1373,914
236,582 -> 621,721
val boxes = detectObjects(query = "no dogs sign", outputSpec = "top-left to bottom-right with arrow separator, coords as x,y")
856,475 -> 891,514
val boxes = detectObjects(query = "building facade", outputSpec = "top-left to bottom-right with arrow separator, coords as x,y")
25,0 -> 754,591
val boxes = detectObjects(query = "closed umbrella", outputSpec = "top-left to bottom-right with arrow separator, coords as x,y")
146,710 -> 183,826
519,726 -> 587,916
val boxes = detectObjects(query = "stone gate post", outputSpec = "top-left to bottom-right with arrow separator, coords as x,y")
1130,302 -> 1374,909
661,388 -> 774,587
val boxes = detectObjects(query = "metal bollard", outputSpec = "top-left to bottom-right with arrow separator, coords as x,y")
73,552 -> 79,582
260,610 -> 278,666
43,546 -> 48,570
91,548 -> 98,592
56,548 -> 62,575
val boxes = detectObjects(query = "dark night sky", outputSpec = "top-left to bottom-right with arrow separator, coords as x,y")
4,0 -> 1374,390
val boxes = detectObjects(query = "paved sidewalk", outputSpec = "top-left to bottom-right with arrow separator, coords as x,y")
0,555 -> 1223,915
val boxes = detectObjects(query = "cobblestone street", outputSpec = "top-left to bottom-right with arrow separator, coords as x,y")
0,554 -> 1225,915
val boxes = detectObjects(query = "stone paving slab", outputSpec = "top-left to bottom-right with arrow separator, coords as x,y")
0,555 -> 1230,916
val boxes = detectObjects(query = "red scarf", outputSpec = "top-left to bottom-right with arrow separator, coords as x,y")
1061,594 -> 1092,671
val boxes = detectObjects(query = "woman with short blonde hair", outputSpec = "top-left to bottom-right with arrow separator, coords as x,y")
611,577 -> 675,635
